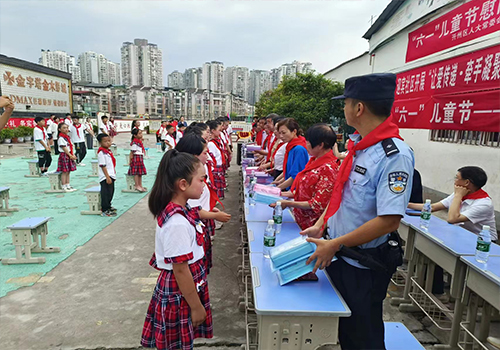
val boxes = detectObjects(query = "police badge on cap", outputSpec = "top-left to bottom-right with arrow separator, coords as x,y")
388,171 -> 409,194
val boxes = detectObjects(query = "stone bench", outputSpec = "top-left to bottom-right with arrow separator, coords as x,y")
45,172 -> 65,193
23,147 -> 36,159
124,154 -> 129,166
122,174 -> 141,193
25,160 -> 40,178
2,217 -> 60,265
88,160 -> 98,178
0,186 -> 19,216
2,144 -> 13,154
81,186 -> 101,215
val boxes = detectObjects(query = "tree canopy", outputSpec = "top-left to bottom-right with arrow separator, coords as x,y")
254,73 -> 345,131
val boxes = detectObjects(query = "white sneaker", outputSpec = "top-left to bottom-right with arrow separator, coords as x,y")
66,186 -> 77,192
78,163 -> 86,167
215,221 -> 223,230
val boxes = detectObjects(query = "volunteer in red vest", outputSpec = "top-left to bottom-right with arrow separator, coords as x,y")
272,124 -> 339,230
302,73 -> 415,349
408,166 -> 497,241
70,115 -> 87,166
272,118 -> 309,190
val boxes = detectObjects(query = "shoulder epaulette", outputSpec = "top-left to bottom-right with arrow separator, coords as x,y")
381,139 -> 400,157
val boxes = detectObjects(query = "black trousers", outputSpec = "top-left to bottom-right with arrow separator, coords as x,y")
74,142 -> 87,164
37,150 -> 52,170
327,258 -> 394,350
54,139 -> 60,155
85,134 -> 93,150
161,140 -> 166,152
100,179 -> 115,212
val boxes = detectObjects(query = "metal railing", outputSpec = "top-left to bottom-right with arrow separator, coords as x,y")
430,130 -> 500,147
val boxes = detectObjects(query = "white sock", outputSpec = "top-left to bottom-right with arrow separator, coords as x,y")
62,184 -> 68,189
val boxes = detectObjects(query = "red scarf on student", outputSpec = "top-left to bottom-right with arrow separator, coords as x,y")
205,163 -> 224,210
263,133 -> 272,149
323,117 -> 403,225
98,147 -> 116,168
211,138 -> 226,165
59,133 -> 73,154
291,150 -> 337,192
256,130 -> 263,146
131,138 -> 145,154
462,189 -> 489,201
74,123 -> 83,139
35,125 -> 46,141
283,136 -> 306,179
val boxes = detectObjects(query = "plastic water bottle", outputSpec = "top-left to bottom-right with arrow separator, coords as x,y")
249,178 -> 256,206
420,199 -> 432,231
273,201 -> 283,235
475,225 -> 491,263
263,219 -> 276,258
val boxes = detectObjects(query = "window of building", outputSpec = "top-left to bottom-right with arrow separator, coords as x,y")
430,130 -> 500,148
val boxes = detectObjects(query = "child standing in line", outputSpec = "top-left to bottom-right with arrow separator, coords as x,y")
97,133 -> 117,217
128,128 -> 147,192
70,115 -> 87,166
206,120 -> 226,199
176,134 -> 231,274
33,116 -> 52,175
56,123 -> 77,192
52,116 -> 61,155
141,150 -> 213,350
100,115 -> 110,136
164,124 -> 176,151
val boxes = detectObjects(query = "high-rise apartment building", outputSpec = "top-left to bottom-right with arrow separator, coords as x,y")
249,70 -> 271,105
168,70 -> 184,89
271,60 -> 314,89
121,39 -> 163,89
183,68 -> 200,89
39,49 -> 81,82
107,61 -> 121,85
78,51 -> 99,84
224,66 -> 249,101
201,61 -> 224,92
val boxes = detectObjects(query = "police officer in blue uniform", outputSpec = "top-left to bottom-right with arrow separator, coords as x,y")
302,73 -> 415,350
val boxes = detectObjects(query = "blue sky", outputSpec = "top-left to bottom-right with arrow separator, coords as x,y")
0,0 -> 389,77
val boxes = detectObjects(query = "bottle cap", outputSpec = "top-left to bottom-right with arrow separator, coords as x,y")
483,225 -> 490,231
425,199 -> 431,204
276,201 -> 281,206
268,219 -> 274,225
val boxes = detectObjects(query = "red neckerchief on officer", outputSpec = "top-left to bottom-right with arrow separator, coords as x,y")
322,117 -> 403,227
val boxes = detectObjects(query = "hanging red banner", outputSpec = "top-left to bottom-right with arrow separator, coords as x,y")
393,44 -> 500,132
4,118 -> 36,129
406,0 -> 500,62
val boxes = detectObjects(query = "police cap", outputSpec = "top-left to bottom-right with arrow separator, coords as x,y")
331,73 -> 397,101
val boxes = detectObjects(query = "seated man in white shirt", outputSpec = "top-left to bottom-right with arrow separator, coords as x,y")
408,166 -> 497,241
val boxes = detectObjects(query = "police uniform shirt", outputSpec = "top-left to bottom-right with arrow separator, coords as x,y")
327,134 -> 415,269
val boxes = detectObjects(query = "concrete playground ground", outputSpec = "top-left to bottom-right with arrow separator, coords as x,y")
0,133 -> 445,350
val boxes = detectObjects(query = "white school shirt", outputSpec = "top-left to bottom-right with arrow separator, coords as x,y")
33,127 -> 48,151
155,213 -> 205,270
440,193 -> 498,240
64,118 -> 73,126
97,151 -> 117,182
131,143 -> 144,156
84,122 -> 93,134
50,122 -> 59,139
46,119 -> 53,133
274,142 -> 287,171
176,131 -> 183,143
227,125 -> 233,134
100,122 -> 109,134
208,141 -> 223,166
70,124 -> 86,143
57,136 -> 72,153
160,128 -> 169,140
164,134 -> 176,150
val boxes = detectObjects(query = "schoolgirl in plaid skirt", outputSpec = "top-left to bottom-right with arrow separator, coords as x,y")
143,151 -> 213,350
128,129 -> 147,192
56,124 -> 77,191
207,135 -> 226,199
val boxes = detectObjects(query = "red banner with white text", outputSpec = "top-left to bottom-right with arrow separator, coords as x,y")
4,118 -> 36,129
393,44 -> 500,132
406,0 -> 500,62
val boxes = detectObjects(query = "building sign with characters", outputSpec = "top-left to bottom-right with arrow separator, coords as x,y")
0,64 -> 72,114
393,44 -> 500,132
406,0 -> 500,62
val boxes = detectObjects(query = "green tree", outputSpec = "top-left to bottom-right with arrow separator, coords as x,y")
254,73 -> 345,131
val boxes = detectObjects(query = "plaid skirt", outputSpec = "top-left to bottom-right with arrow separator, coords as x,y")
224,149 -> 231,169
128,154 -> 147,176
202,219 -> 214,274
141,259 -> 213,350
57,153 -> 76,173
212,166 -> 226,199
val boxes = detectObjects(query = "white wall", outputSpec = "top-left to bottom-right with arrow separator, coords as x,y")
324,0 -> 500,209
